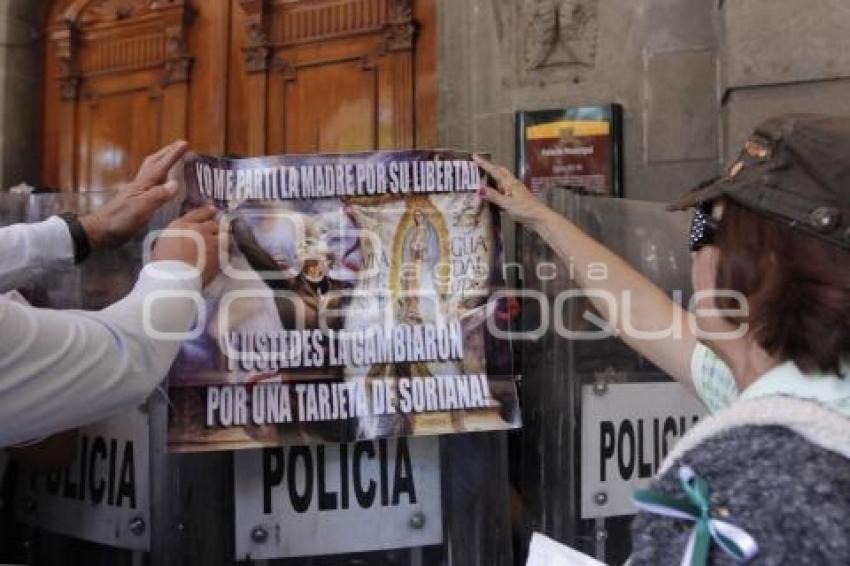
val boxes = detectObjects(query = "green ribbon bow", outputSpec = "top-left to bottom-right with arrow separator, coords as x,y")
632,466 -> 758,565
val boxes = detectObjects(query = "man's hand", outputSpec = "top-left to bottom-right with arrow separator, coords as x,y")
151,205 -> 227,285
80,140 -> 189,249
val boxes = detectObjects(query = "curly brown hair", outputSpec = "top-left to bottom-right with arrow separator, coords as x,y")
714,200 -> 850,374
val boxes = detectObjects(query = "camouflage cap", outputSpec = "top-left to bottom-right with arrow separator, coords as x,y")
669,114 -> 850,249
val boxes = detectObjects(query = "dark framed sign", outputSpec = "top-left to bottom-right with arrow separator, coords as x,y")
516,105 -> 624,197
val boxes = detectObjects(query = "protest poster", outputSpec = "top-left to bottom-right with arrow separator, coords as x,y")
167,150 -> 521,451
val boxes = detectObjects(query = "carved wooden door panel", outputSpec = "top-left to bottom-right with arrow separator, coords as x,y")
41,0 -> 435,191
237,0 -> 420,155
44,0 -> 193,192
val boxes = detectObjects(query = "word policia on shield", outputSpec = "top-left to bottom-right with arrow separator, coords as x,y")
167,150 -> 521,452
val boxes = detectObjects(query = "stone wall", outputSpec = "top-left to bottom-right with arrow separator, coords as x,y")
438,0 -> 850,202
1,0 -> 849,196
0,0 -> 49,191
437,0 -> 721,203
720,0 -> 850,159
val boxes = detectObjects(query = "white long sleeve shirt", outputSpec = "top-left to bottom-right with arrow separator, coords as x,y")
0,217 -> 201,448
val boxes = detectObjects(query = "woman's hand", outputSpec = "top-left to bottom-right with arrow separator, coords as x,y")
473,155 -> 553,229
476,157 -> 698,390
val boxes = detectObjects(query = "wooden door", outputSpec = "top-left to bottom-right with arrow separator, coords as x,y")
42,0 -> 193,192
234,0 -> 421,155
41,0 -> 436,192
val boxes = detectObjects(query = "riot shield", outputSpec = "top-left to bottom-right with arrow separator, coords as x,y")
21,192 -> 179,309
0,193 -> 27,227
4,189 -> 700,565
518,191 -> 699,564
1,194 -> 515,566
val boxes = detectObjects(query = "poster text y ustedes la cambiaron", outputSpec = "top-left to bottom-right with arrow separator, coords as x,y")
167,150 -> 521,452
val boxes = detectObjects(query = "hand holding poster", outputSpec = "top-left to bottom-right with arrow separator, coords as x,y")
167,150 -> 521,451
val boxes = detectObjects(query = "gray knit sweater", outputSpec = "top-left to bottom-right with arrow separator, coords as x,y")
630,396 -> 850,565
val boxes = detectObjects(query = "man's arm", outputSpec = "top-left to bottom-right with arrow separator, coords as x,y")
0,261 -> 201,448
0,217 -> 74,293
0,140 -> 189,293
0,201 -> 225,449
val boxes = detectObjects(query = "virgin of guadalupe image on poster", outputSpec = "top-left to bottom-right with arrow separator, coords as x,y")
167,150 -> 521,452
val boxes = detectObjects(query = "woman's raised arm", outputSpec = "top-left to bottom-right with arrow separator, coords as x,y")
474,155 -> 697,390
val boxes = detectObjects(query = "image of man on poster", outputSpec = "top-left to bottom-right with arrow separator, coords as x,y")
228,213 -> 357,442
230,215 -> 352,340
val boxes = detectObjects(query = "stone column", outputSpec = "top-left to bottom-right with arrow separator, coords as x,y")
0,0 -> 50,191
720,0 -> 850,159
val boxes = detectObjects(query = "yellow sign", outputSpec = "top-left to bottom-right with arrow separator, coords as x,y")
526,120 -> 610,140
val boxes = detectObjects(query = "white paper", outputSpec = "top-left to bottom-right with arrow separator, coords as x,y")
526,532 -> 607,566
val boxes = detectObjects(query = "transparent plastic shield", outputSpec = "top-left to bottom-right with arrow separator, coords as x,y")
21,192 -> 179,309
2,194 -> 515,566
25,193 -> 115,308
521,192 -> 691,298
519,191 -> 694,564
572,194 -> 691,297
0,193 -> 27,227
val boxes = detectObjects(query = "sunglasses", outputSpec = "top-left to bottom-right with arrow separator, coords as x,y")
689,201 -> 718,252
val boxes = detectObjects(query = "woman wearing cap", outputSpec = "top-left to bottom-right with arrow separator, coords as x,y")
475,114 -> 850,564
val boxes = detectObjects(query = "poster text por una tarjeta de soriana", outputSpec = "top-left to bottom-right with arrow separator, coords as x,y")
167,150 -> 520,452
